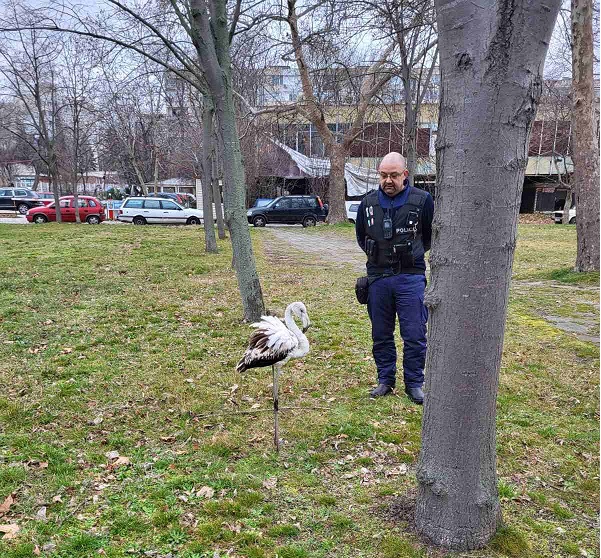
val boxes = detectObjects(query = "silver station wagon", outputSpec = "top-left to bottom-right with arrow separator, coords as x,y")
117,197 -> 204,225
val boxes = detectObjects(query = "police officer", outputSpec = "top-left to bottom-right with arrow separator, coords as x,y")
355,152 -> 434,404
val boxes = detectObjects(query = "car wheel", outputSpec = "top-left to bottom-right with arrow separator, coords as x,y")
253,215 -> 266,227
303,216 -> 317,227
133,216 -> 147,225
187,216 -> 201,225
33,214 -> 48,224
569,217 -> 576,224
87,215 -> 101,225
17,203 -> 29,215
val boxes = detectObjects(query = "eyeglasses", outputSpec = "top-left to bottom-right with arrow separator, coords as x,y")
379,172 -> 402,180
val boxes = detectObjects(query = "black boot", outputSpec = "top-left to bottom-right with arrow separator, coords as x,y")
369,384 -> 394,398
405,386 -> 424,405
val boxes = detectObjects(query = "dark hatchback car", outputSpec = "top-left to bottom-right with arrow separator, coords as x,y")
247,195 -> 328,227
0,187 -> 45,214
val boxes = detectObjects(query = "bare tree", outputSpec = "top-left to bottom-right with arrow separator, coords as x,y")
415,0 -> 560,549
284,0 -> 396,223
0,28 -> 64,219
572,0 -> 600,271
367,0 -> 438,184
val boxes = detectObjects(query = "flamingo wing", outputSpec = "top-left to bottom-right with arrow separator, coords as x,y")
236,315 -> 299,372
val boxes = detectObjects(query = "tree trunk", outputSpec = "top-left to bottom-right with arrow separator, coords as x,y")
212,135 -> 226,240
572,0 -> 600,271
404,111 -> 417,186
414,0 -> 560,550
153,153 -> 159,195
326,145 -> 346,224
214,87 -> 264,321
201,101 -> 218,253
562,188 -> 573,224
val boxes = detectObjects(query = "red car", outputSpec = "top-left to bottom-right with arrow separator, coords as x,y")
37,192 -> 56,206
26,195 -> 105,224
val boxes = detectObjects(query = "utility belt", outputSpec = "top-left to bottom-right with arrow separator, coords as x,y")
364,238 -> 416,270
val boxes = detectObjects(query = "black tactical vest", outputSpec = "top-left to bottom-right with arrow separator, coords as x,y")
363,186 -> 428,275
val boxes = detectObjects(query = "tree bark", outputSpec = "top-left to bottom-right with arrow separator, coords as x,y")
212,134 -> 226,240
415,0 -> 560,550
572,0 -> 600,271
562,187 -> 573,224
201,100 -> 218,253
327,145 -> 347,223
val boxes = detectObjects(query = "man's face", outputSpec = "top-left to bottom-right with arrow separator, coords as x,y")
378,162 -> 408,196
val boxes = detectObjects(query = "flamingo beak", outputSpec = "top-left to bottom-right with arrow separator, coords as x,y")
302,320 -> 311,333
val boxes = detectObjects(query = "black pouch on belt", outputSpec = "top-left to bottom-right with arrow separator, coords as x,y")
355,276 -> 369,304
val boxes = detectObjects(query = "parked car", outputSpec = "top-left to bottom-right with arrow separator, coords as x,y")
151,192 -> 196,207
554,207 -> 576,224
253,198 -> 274,208
246,195 -> 328,227
37,192 -> 55,206
117,196 -> 204,225
26,196 -> 105,224
0,187 -> 45,214
346,201 -> 361,223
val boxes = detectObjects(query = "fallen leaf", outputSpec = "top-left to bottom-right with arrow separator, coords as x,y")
229,384 -> 239,393
61,347 -> 73,354
0,523 -> 19,539
250,403 -> 261,410
110,456 -> 130,469
52,495 -> 63,504
386,464 -> 408,476
262,477 -> 277,490
36,507 -> 47,521
33,545 -> 41,556
160,436 -> 176,442
38,462 -> 48,470
0,494 -> 14,515
196,486 -> 215,499
105,450 -> 120,460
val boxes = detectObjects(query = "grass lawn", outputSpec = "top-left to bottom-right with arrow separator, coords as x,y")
0,222 -> 598,558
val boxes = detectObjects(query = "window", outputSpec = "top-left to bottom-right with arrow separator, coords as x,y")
0,189 -> 10,196
14,190 -> 28,197
290,199 -> 305,209
161,200 -> 179,210
305,198 -> 318,208
124,199 -> 144,208
143,200 -> 161,209
271,75 -> 284,86
77,199 -> 88,207
59,200 -> 71,208
88,200 -> 97,207
274,199 -> 291,209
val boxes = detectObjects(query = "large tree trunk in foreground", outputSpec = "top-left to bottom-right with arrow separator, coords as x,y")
572,0 -> 600,271
415,0 -> 560,550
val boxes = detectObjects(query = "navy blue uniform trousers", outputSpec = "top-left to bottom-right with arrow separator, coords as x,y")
367,273 -> 427,388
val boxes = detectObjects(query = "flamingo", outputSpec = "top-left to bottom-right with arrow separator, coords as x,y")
236,302 -> 311,451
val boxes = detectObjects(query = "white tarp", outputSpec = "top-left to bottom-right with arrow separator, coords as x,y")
273,140 -> 380,197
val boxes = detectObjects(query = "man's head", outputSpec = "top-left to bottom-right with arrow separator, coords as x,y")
378,152 -> 408,197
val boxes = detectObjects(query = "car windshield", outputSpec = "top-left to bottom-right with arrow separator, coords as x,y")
265,198 -> 280,208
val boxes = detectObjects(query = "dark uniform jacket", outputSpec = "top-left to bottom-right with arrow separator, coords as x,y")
355,183 -> 434,280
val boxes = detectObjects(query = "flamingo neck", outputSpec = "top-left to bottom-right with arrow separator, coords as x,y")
284,305 -> 310,356
285,306 -> 302,338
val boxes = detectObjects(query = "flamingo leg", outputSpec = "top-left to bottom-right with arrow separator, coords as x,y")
273,364 -> 280,453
